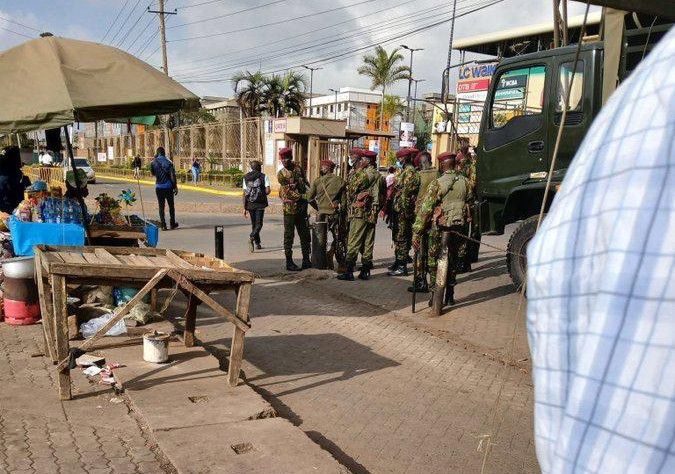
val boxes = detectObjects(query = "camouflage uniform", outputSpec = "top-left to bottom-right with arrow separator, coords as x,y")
456,153 -> 479,270
345,166 -> 380,269
305,173 -> 346,268
392,164 -> 420,262
412,168 -> 440,282
412,170 -> 472,288
278,165 -> 311,262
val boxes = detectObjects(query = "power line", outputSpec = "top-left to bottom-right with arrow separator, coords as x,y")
178,0 -> 503,83
171,0 -> 289,23
108,0 -> 144,45
136,27 -> 160,57
169,0 -> 383,42
126,13 -> 157,51
0,25 -> 32,39
171,0 -> 421,73
173,0 -> 453,79
101,0 -> 132,43
114,2 -> 153,48
0,15 -> 40,33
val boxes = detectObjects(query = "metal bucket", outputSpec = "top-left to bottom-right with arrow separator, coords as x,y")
143,332 -> 170,363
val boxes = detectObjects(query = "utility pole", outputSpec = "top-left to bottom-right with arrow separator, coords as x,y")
302,65 -> 322,116
445,0 -> 458,100
411,78 -> 426,123
329,88 -> 339,120
401,45 -> 423,121
148,1 -> 177,75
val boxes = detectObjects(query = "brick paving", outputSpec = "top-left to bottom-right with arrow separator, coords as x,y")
180,261 -> 539,473
0,324 -> 174,474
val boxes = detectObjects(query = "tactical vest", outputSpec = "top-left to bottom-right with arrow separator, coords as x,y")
437,172 -> 468,227
417,169 -> 439,201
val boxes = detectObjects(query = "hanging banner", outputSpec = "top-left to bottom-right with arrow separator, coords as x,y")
399,122 -> 415,148
97,152 -> 107,162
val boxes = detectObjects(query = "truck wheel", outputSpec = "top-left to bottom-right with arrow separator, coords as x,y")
506,215 -> 543,291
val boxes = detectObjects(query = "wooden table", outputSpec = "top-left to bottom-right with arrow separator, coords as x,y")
34,245 -> 255,400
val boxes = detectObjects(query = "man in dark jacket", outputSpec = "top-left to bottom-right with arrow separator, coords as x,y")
0,146 -> 30,213
150,147 -> 178,231
243,160 -> 270,252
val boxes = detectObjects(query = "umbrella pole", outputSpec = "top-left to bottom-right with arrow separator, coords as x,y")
63,125 -> 91,243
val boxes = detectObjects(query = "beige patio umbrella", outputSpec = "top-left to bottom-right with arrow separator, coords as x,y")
0,35 -> 199,132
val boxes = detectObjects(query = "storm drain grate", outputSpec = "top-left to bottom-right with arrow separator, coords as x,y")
231,442 -> 254,455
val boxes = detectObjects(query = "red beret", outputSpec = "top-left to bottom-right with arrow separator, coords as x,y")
349,147 -> 364,157
278,147 -> 292,159
396,147 -> 419,158
437,151 -> 456,163
320,160 -> 336,169
362,150 -> 377,159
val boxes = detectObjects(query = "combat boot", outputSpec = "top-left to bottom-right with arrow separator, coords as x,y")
286,256 -> 301,272
407,276 -> 429,293
301,257 -> 312,270
388,263 -> 408,276
337,264 -> 354,281
444,285 -> 455,306
357,264 -> 371,280
387,260 -> 399,271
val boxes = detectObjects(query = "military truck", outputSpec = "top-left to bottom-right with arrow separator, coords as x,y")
474,13 -> 671,289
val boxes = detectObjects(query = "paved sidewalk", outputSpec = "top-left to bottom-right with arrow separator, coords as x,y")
0,324 -> 173,474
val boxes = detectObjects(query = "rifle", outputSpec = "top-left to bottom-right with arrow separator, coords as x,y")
412,249 -> 418,313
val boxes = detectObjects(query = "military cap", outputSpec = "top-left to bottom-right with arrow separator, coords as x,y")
362,150 -> 377,159
349,147 -> 364,157
278,147 -> 293,159
396,147 -> 419,158
320,160 -> 336,170
437,151 -> 457,163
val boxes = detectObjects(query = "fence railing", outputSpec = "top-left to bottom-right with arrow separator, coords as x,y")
93,166 -> 244,188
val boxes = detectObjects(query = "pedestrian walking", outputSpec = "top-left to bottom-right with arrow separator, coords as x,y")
388,147 -> 420,276
191,158 -> 201,183
243,160 -> 270,252
412,152 -> 472,314
408,151 -> 440,293
337,152 -> 382,281
277,147 -> 311,271
150,146 -> 178,231
132,155 -> 142,179
305,160 -> 346,269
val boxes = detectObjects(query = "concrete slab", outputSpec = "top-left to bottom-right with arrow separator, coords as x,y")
155,418 -> 346,474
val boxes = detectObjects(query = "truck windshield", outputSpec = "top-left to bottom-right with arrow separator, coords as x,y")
490,65 -> 546,129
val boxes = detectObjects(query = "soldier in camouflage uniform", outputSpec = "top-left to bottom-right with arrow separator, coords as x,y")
407,151 -> 439,293
277,147 -> 311,272
388,147 -> 420,276
412,152 -> 472,314
455,137 -> 479,273
304,160 -> 346,270
337,152 -> 382,281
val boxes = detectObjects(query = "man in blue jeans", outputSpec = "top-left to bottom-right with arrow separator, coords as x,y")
150,147 -> 178,231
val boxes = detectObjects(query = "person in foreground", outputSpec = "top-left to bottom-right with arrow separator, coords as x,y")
150,147 -> 178,231
527,28 -> 674,473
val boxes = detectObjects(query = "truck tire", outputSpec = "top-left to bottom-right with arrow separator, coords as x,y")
506,215 -> 543,291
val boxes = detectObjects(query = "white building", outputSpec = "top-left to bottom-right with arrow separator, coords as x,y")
304,87 -> 384,131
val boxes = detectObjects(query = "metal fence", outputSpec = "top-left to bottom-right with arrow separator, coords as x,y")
81,117 -> 264,171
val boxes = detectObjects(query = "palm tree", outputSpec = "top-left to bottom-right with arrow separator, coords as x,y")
381,94 -> 405,129
357,46 -> 410,129
262,74 -> 284,118
262,71 -> 307,117
232,70 -> 267,117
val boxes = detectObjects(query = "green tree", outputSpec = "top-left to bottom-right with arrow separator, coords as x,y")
232,70 -> 267,117
381,94 -> 405,127
357,46 -> 410,129
262,71 -> 307,117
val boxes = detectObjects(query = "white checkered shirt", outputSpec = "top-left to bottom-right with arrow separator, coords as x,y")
527,28 -> 675,473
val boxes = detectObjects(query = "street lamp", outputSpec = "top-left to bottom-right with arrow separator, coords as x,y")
328,88 -> 339,120
400,44 -> 424,121
411,78 -> 426,122
302,65 -> 322,117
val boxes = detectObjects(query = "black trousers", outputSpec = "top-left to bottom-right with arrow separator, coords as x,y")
249,208 -> 265,244
156,188 -> 176,227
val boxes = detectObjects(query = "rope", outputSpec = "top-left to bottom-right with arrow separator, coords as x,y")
448,229 -> 524,259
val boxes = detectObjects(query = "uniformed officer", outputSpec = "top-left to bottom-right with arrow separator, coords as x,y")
388,147 -> 420,276
305,160 -> 346,269
277,147 -> 311,271
412,151 -> 472,315
408,151 -> 439,293
337,153 -> 381,281
455,137 -> 479,272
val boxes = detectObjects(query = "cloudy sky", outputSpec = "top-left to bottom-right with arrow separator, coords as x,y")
0,0 -> 596,99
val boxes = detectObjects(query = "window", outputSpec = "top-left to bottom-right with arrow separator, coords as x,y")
556,61 -> 584,112
329,105 -> 334,112
490,65 -> 546,129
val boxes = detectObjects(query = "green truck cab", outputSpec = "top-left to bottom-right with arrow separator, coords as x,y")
475,20 -> 671,288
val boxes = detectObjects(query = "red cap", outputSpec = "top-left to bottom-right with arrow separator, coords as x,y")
437,151 -> 456,163
362,150 -> 377,159
349,147 -> 364,157
320,160 -> 336,169
396,147 -> 419,159
278,147 -> 292,159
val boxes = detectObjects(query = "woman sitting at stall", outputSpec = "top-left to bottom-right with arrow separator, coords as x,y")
0,146 -> 30,214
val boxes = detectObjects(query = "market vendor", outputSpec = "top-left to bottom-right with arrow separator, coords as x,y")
0,146 -> 31,213
65,168 -> 89,199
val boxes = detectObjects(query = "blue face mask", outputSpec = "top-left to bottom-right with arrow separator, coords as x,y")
395,161 -> 404,169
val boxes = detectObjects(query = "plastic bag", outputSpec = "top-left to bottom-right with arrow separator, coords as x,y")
80,312 -> 127,339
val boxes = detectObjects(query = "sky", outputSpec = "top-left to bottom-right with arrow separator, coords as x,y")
0,0 -> 597,100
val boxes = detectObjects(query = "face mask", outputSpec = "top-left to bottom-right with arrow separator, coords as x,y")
395,161 -> 404,169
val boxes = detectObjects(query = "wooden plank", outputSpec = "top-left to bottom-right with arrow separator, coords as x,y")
57,251 -> 88,265
55,269 -> 169,372
34,250 -> 56,362
132,255 -> 155,267
165,250 -> 195,269
147,256 -> 173,267
166,270 -> 249,332
183,293 -> 199,347
52,275 -> 72,400
82,252 -> 103,265
228,282 -> 252,387
93,248 -> 122,265
40,245 -> 202,258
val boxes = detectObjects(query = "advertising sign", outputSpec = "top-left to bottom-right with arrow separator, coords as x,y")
399,122 -> 415,147
97,152 -> 107,162
456,78 -> 490,93
273,118 -> 287,133
107,146 -> 114,161
264,139 -> 274,166
455,62 -> 498,136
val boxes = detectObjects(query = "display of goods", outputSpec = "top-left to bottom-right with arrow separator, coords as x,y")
94,193 -> 125,225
